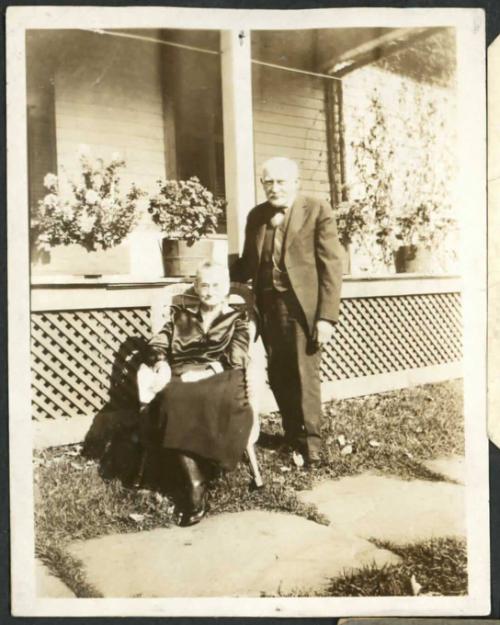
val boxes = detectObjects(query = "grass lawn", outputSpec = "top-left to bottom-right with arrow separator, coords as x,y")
327,537 -> 467,597
34,379 -> 465,597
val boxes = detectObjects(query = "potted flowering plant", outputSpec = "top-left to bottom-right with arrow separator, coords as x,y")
345,194 -> 455,274
31,152 -> 144,257
335,199 -> 370,274
386,201 -> 456,273
148,176 -> 226,276
336,200 -> 370,248
349,89 -> 458,274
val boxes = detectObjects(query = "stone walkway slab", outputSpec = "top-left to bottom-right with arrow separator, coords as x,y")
422,456 -> 465,484
298,472 -> 465,544
33,414 -> 94,450
67,510 -> 400,597
36,560 -> 75,598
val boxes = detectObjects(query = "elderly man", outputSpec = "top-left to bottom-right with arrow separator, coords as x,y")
230,157 -> 343,466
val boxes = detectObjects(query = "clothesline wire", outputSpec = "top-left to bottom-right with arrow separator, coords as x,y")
87,28 -> 221,56
83,28 -> 344,82
252,59 -> 342,82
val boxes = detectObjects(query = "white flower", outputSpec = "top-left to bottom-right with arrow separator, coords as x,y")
79,214 -> 96,234
93,174 -> 104,188
111,151 -> 122,162
43,173 -> 58,189
43,193 -> 59,208
85,190 -> 99,205
410,232 -> 420,246
61,204 -> 75,221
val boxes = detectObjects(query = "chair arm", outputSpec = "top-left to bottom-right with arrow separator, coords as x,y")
244,343 -> 261,446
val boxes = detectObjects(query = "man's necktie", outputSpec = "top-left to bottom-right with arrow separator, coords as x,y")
271,208 -> 290,292
272,208 -> 287,269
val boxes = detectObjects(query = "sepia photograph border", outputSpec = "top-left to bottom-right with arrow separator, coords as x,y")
7,5 -> 489,617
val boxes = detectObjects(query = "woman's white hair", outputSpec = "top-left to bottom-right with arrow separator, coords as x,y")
195,259 -> 230,292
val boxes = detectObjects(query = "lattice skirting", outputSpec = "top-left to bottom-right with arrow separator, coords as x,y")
31,307 -> 152,420
320,292 -> 462,382
30,292 -> 462,420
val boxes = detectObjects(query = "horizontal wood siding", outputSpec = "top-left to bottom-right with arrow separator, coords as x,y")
252,65 -> 331,204
54,31 -> 166,192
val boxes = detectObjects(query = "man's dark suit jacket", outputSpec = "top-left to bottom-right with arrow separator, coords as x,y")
230,194 -> 343,338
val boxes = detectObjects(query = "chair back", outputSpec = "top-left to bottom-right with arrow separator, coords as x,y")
150,282 -> 256,334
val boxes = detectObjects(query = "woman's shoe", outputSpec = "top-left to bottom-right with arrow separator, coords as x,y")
176,453 -> 207,527
177,492 -> 207,527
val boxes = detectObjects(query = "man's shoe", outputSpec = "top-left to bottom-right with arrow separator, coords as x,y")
277,436 -> 296,454
306,452 -> 322,469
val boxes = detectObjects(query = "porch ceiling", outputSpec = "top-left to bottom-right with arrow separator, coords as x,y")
251,27 -> 445,77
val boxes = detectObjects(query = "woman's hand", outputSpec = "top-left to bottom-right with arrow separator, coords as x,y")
152,360 -> 172,391
180,362 -> 223,382
137,361 -> 171,403
181,369 -> 213,382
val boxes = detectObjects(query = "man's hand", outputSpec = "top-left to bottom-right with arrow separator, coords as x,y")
315,319 -> 335,346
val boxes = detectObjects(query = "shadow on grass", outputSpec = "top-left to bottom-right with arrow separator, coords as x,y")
257,431 -> 287,451
80,335 -> 184,497
81,336 -> 145,482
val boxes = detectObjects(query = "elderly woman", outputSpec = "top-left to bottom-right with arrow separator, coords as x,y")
139,260 -> 253,527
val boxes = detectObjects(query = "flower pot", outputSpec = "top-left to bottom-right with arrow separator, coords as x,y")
394,245 -> 433,274
31,243 -> 130,277
161,238 -> 227,277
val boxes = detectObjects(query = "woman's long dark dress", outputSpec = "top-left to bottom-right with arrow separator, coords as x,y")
147,304 -> 253,470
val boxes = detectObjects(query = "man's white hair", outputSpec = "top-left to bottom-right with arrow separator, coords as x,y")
261,157 -> 300,179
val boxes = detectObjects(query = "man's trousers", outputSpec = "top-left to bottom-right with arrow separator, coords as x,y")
258,288 -> 322,456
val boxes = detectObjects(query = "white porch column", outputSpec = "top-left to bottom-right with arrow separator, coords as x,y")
220,30 -> 256,260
